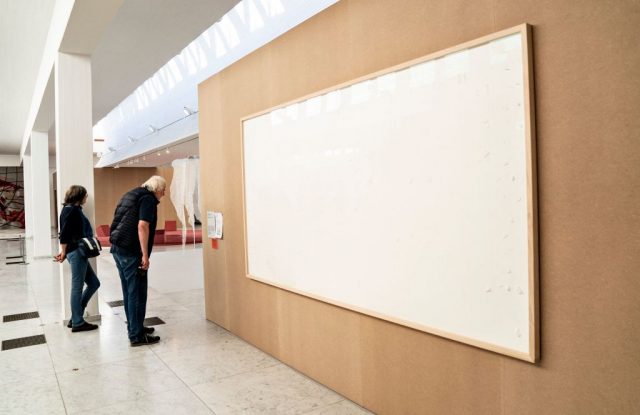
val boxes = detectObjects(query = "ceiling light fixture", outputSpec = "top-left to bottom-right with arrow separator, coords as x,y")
107,146 -> 116,152
148,125 -> 158,133
183,106 -> 195,116
165,148 -> 171,154
127,136 -> 137,143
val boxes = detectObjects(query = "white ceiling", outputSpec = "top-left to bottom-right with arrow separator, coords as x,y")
0,0 -> 55,153
89,0 -> 239,124
0,0 -> 239,160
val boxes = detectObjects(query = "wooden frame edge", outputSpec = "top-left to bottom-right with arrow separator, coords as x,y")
522,24 -> 540,363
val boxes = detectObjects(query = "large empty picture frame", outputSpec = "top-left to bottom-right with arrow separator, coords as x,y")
242,24 -> 538,362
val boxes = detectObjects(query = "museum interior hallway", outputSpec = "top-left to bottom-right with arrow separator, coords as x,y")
0,236 -> 371,414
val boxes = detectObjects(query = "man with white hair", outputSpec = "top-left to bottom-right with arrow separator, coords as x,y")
110,175 -> 166,346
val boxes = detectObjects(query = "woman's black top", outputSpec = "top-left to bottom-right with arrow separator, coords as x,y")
59,205 -> 93,254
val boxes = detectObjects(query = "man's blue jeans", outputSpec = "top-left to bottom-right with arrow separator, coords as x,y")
113,253 -> 147,342
67,248 -> 100,327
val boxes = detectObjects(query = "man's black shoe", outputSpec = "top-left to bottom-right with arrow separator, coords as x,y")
144,326 -> 155,334
130,334 -> 160,347
67,321 -> 72,328
71,322 -> 98,332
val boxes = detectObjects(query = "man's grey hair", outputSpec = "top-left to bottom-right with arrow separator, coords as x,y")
142,175 -> 167,192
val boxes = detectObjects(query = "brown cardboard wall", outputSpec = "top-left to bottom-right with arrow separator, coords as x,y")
94,167 -> 155,227
94,167 -> 179,229
198,1 -> 640,413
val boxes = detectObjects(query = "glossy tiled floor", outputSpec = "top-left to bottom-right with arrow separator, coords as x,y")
0,237 -> 372,414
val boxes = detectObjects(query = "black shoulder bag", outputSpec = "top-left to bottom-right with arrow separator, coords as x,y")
79,237 -> 102,258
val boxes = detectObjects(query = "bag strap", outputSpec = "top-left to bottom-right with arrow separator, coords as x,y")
81,237 -> 102,251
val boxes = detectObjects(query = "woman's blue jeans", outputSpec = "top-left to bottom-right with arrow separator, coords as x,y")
112,253 -> 147,342
66,248 -> 100,327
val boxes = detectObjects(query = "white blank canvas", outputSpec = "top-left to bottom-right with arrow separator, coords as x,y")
242,26 -> 537,361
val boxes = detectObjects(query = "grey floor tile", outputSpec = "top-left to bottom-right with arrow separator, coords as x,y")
68,386 -> 214,415
155,333 -> 280,386
0,343 -> 54,385
0,373 -> 66,415
191,363 -> 344,415
145,318 -> 230,355
44,323 -> 150,373
0,320 -> 44,342
56,353 -> 184,413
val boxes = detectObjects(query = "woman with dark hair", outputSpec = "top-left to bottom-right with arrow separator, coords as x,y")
54,185 -> 100,332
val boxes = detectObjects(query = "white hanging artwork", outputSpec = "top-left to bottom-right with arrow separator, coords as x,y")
170,157 -> 200,244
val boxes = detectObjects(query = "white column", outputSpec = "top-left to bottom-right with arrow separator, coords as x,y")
49,155 -> 57,231
23,155 -> 34,239
30,131 -> 53,257
55,52 -> 99,322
